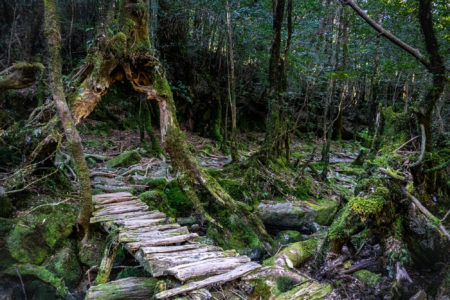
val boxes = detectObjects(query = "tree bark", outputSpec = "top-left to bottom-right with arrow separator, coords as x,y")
44,0 -> 92,242
226,0 -> 238,162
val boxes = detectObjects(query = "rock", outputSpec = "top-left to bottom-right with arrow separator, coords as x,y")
177,216 -> 197,226
275,230 -> 304,245
106,150 -> 142,168
129,174 -> 148,184
1,263 -> 68,297
44,241 -> 81,287
354,269 -> 381,288
7,204 -> 77,264
256,198 -> 338,230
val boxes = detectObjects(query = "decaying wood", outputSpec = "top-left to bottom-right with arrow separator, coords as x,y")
125,233 -> 199,251
166,256 -> 251,281
155,262 -> 260,299
138,244 -> 205,255
86,277 -> 156,300
95,231 -> 120,284
0,62 -> 44,90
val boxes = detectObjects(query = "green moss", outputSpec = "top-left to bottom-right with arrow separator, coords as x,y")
86,277 -> 158,300
354,270 -> 381,288
218,179 -> 244,201
144,178 -> 167,190
206,213 -> 261,253
138,190 -> 174,216
263,238 -> 319,268
78,232 -> 107,267
309,198 -> 339,226
350,186 -> 389,218
109,32 -> 127,57
44,241 -> 81,287
328,204 -> 362,249
2,263 -> 68,297
7,204 -> 77,264
164,180 -> 193,216
276,276 -> 297,293
250,279 -> 273,299
106,150 -> 142,168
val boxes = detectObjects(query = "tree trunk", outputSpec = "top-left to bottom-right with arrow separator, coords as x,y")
259,0 -> 289,163
226,0 -> 238,162
43,0 -> 92,242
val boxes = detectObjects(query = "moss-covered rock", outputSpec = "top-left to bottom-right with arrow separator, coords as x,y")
1,263 -> 68,297
257,198 -> 338,229
44,240 -> 81,288
263,238 -> 320,268
354,270 -> 381,288
7,204 -> 77,264
106,150 -> 142,168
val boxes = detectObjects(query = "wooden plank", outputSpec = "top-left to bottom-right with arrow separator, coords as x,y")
125,233 -> 199,252
123,223 -> 181,234
166,256 -> 251,281
140,245 -> 221,256
118,217 -> 168,227
155,262 -> 261,299
146,250 -> 237,277
93,204 -> 148,217
90,211 -> 154,224
94,199 -> 142,209
86,277 -> 156,300
138,244 -> 204,255
118,227 -> 189,243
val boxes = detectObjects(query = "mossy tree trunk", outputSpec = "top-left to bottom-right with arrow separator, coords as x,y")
43,0 -> 92,242
71,0 -> 273,251
258,0 -> 289,164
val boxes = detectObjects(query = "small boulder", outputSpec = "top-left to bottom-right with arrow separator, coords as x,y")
7,204 -> 76,264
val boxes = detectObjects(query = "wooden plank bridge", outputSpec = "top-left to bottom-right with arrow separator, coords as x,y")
85,192 -> 260,299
